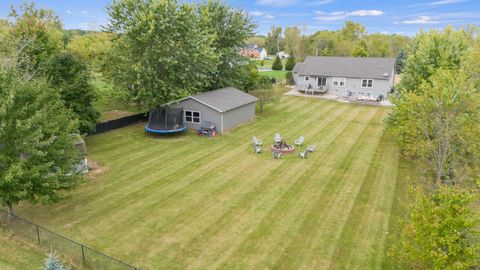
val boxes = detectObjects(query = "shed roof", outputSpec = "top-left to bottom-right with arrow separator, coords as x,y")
188,87 -> 258,113
294,56 -> 395,80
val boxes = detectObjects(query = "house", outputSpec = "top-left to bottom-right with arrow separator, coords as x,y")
240,44 -> 268,60
277,51 -> 290,58
293,56 -> 395,100
170,87 -> 258,134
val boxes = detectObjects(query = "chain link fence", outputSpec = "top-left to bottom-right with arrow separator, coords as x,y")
0,209 -> 139,270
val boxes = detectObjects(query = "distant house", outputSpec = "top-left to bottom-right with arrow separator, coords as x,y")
240,44 -> 267,60
293,56 -> 395,100
277,51 -> 290,58
170,87 -> 258,134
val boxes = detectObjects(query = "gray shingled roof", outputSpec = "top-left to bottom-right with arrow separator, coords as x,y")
190,87 -> 258,112
294,56 -> 395,80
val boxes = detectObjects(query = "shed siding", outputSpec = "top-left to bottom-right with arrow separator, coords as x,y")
171,98 -> 222,131
223,103 -> 256,132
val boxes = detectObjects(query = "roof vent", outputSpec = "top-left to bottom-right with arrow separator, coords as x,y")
383,72 -> 389,77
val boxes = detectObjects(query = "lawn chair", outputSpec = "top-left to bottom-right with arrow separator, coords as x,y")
295,136 -> 305,147
252,136 -> 262,146
307,143 -> 317,152
274,133 -> 282,143
299,150 -> 309,159
254,146 -> 262,154
272,151 -> 282,159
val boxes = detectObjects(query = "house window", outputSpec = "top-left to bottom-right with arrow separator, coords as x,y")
185,110 -> 201,124
317,77 -> 327,87
361,79 -> 374,88
333,77 -> 345,87
305,76 -> 310,81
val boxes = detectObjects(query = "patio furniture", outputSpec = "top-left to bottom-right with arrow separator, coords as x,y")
252,136 -> 262,146
307,143 -> 317,152
272,151 -> 282,159
300,150 -> 309,159
294,136 -> 305,147
274,133 -> 282,143
254,146 -> 262,154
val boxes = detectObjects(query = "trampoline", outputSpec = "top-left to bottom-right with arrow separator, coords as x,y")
145,107 -> 187,135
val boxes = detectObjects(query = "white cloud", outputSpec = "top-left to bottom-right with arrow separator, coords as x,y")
81,10 -> 88,14
256,0 -> 298,7
264,15 -> 275,19
66,10 -> 72,15
315,10 -> 384,21
303,0 -> 332,6
398,16 -> 439,24
250,11 -> 265,16
422,0 -> 469,6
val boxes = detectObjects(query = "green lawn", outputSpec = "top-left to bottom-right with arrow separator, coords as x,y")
92,73 -> 142,122
260,70 -> 288,80
0,229 -> 45,269
254,57 -> 287,69
12,96 -> 414,269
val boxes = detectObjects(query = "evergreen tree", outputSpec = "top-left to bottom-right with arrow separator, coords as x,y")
271,55 -> 283,71
395,49 -> 406,74
44,250 -> 71,270
284,52 -> 296,71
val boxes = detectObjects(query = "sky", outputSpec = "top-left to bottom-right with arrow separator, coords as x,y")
1,0 -> 479,36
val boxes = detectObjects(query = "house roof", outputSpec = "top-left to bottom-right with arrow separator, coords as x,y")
294,56 -> 395,80
188,87 -> 258,113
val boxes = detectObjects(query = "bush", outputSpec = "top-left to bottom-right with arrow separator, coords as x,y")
285,53 -> 296,71
271,55 -> 283,71
285,71 -> 294,85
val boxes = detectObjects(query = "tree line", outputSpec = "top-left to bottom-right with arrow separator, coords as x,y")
248,21 -> 410,60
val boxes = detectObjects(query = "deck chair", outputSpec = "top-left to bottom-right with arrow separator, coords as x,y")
272,151 -> 282,159
307,143 -> 317,152
300,150 -> 309,159
274,133 -> 282,143
295,136 -> 305,147
254,146 -> 262,154
253,136 -> 262,146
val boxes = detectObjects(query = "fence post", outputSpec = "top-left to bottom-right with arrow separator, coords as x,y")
35,225 -> 41,245
81,244 -> 86,266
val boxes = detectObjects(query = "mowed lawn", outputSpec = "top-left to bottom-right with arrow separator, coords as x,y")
14,96 -> 414,269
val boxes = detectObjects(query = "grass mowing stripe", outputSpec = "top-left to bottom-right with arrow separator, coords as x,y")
179,106 -> 369,270
273,108 -> 386,270
327,129 -> 400,269
298,109 -> 389,270
213,107 -> 377,270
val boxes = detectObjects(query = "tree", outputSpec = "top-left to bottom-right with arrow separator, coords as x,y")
352,40 -> 368,57
196,0 -> 256,91
46,52 -> 100,134
7,2 -> 63,80
341,21 -> 365,41
285,71 -> 294,85
265,26 -> 283,55
250,86 -> 278,113
284,26 -> 302,57
387,69 -> 480,185
395,49 -> 406,74
44,250 -> 71,270
67,32 -> 114,69
271,55 -> 283,71
0,71 -> 80,216
399,27 -> 471,94
284,52 -> 296,71
391,186 -> 480,269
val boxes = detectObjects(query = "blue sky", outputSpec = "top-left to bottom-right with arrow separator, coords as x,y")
1,0 -> 479,36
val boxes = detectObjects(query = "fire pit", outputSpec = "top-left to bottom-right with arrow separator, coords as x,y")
271,139 -> 296,154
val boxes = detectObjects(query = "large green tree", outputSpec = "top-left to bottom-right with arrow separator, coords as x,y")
46,52 -> 100,134
107,0 -> 251,109
0,71 -> 80,216
271,55 -> 283,71
265,26 -> 283,55
196,1 -> 256,91
398,27 -> 472,94
391,186 -> 480,269
284,52 -> 296,71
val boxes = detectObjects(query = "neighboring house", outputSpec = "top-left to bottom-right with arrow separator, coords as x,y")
240,44 -> 267,60
277,51 -> 290,58
293,56 -> 395,100
170,87 -> 258,133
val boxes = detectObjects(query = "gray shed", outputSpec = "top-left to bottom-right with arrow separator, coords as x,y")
171,87 -> 258,134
